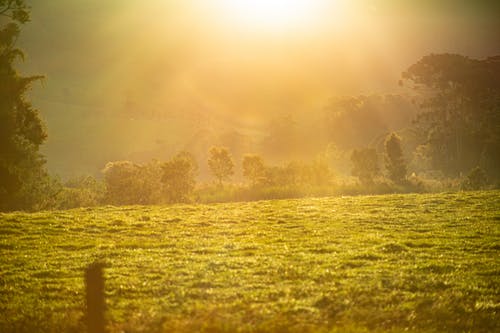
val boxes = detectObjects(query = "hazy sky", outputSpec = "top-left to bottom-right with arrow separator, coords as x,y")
15,0 -> 500,176
21,0 -> 500,114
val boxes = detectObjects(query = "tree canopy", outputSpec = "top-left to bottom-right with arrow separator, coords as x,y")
208,147 -> 234,186
351,148 -> 380,186
161,151 -> 198,203
384,133 -> 407,184
0,0 -> 49,211
403,54 -> 500,179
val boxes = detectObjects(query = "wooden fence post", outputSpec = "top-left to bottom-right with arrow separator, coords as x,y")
85,262 -> 106,333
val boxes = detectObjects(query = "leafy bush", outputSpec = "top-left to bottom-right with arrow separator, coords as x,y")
55,176 -> 105,209
461,166 -> 488,191
102,161 -> 162,205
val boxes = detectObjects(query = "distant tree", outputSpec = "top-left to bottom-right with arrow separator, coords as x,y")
262,165 -> 289,187
136,160 -> 163,204
351,148 -> 379,185
102,160 -> 162,205
56,176 -> 105,209
102,161 -> 141,205
306,156 -> 333,186
384,133 -> 407,184
461,166 -> 488,191
324,95 -> 417,150
0,0 -> 49,211
261,158 -> 333,188
242,154 -> 265,186
208,146 -> 234,186
261,114 -> 301,158
402,54 -> 500,180
161,151 -> 198,203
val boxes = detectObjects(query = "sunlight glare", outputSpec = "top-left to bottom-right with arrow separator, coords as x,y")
216,0 -> 331,32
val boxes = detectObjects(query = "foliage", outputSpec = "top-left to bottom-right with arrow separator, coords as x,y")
305,156 -> 333,186
323,95 -> 418,150
261,158 -> 333,188
242,154 -> 266,186
1,191 -> 499,332
0,0 -> 30,24
262,164 -> 296,187
351,148 -> 380,185
261,114 -> 301,159
0,0 -> 49,211
54,175 -> 106,209
207,146 -> 234,186
403,54 -> 500,179
384,133 -> 407,184
161,151 -> 198,203
102,160 -> 162,205
461,166 -> 488,191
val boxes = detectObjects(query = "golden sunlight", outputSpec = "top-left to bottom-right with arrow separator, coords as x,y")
215,0 -> 334,32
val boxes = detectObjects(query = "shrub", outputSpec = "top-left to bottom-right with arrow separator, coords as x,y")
461,166 -> 488,191
55,176 -> 105,209
102,161 -> 162,205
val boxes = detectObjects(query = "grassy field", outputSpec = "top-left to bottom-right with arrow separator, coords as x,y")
0,191 -> 499,332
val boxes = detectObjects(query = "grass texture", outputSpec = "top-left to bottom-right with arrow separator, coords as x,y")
0,191 -> 499,332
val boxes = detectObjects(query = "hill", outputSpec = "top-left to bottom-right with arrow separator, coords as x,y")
0,191 -> 499,332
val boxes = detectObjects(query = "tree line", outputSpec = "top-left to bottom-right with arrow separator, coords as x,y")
38,132 -> 489,210
97,147 -> 332,206
0,1 -> 498,211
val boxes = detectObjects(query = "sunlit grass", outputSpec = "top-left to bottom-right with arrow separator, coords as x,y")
0,191 -> 499,332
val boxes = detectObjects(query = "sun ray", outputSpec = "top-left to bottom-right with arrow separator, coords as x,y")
214,0 -> 334,33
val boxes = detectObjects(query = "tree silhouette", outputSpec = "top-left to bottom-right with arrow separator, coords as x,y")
403,54 -> 500,180
102,161 -> 162,205
242,154 -> 265,186
208,147 -> 234,186
384,133 -> 407,184
0,0 -> 48,211
351,148 -> 379,186
161,151 -> 198,203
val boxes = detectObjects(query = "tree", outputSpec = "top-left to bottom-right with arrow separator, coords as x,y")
0,1 -> 29,23
261,115 -> 299,158
461,166 -> 488,191
384,133 -> 407,184
323,95 -> 418,150
242,154 -> 265,186
306,155 -> 333,186
208,146 -> 234,186
0,0 -> 49,211
161,151 -> 198,203
351,148 -> 379,185
102,161 -> 141,205
56,175 -> 105,209
102,160 -> 162,205
402,54 -> 500,180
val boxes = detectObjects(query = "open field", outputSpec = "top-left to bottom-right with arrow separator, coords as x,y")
0,191 -> 499,332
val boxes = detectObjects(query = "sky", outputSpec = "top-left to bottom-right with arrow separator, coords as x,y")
16,0 -> 500,177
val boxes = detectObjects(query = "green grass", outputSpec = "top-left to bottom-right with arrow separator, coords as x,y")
1,191 -> 499,332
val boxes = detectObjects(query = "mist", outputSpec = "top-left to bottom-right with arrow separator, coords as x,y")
18,0 -> 500,177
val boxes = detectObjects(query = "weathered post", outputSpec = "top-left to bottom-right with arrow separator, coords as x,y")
85,262 -> 106,333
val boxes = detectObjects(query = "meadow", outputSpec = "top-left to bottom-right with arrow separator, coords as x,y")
0,191 -> 499,333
